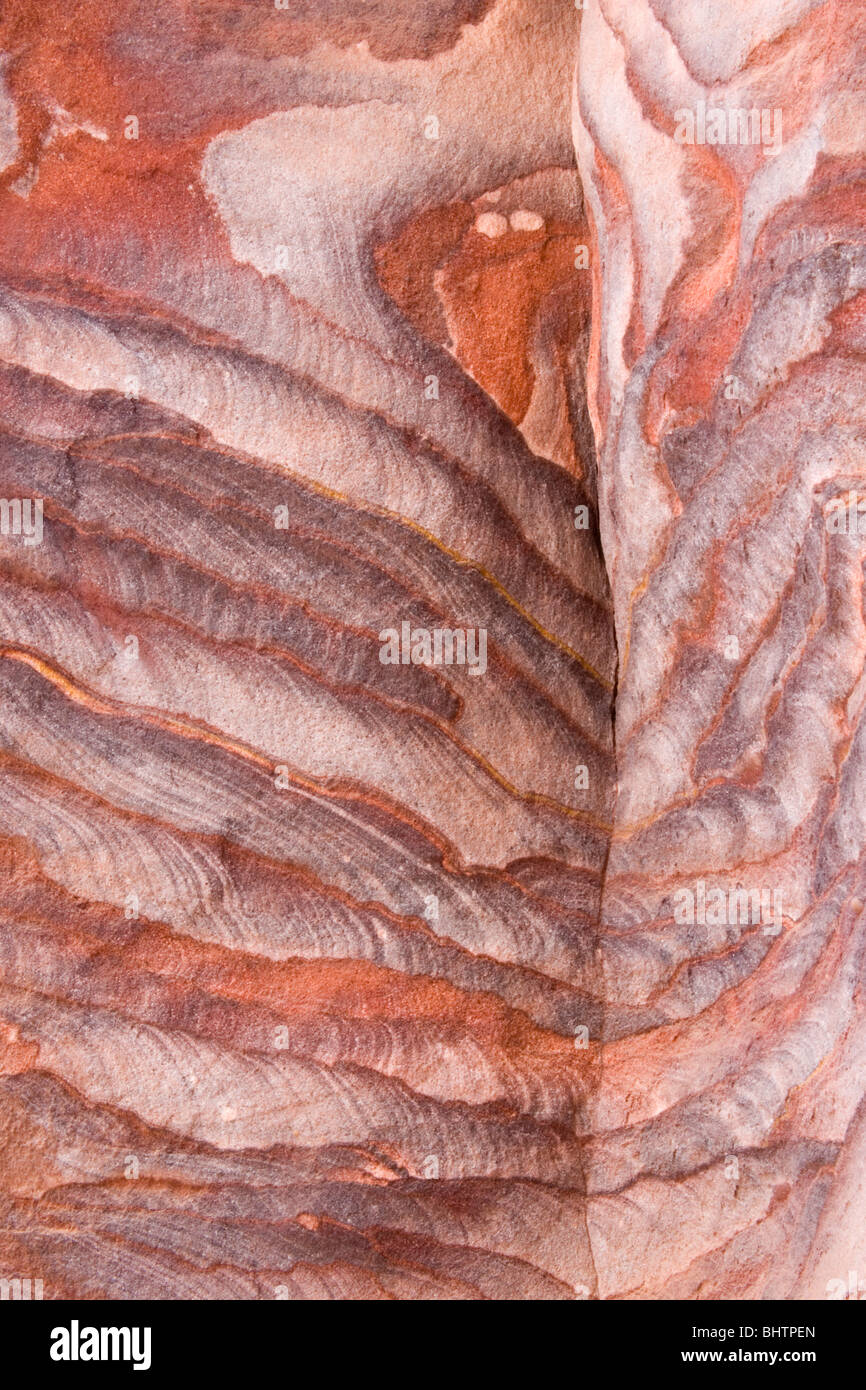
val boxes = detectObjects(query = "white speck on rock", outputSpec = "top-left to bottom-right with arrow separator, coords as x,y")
510,209 -> 544,232
475,212 -> 508,238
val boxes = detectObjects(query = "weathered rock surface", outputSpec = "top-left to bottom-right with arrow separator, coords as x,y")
0,0 -> 862,1300
576,0 -> 866,1300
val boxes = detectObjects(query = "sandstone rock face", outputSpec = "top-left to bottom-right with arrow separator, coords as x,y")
575,0 -> 866,1300
0,0 -> 862,1300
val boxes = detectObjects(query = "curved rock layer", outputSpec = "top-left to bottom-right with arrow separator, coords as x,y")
0,0 -> 862,1300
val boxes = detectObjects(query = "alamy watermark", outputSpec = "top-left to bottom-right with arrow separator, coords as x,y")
673,880 -> 784,936
0,1275 -> 43,1300
825,491 -> 866,534
50,1321 -> 152,1370
379,622 -> 487,676
674,101 -> 782,151
826,1271 -> 865,1300
0,497 -> 43,545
